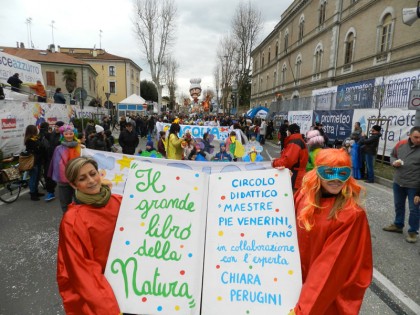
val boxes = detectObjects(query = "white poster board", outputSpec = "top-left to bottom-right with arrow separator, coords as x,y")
201,169 -> 301,314
105,164 -> 302,314
105,162 -> 208,314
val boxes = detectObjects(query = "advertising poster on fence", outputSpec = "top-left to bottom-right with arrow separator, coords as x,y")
352,108 -> 416,156
313,109 -> 354,141
287,110 -> 313,135
311,86 -> 338,110
201,168 -> 301,314
336,79 -> 375,108
0,101 -> 108,156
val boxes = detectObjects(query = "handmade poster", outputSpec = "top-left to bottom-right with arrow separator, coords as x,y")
105,161 -> 209,315
201,169 -> 301,314
104,162 -> 302,314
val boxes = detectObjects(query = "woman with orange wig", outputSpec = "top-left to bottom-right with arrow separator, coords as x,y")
290,148 -> 373,315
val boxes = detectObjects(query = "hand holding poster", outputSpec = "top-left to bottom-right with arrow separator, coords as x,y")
105,162 -> 301,314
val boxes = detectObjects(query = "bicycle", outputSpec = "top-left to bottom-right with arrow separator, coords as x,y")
0,163 -> 46,203
0,163 -> 29,203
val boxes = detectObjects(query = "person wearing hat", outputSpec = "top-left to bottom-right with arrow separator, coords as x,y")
272,123 -> 308,192
48,124 -> 82,212
358,124 -> 381,183
118,122 -> 139,155
90,125 -> 107,151
138,139 -> 162,158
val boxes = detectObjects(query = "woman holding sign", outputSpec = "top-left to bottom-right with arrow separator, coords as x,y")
290,148 -> 372,315
57,157 -> 122,315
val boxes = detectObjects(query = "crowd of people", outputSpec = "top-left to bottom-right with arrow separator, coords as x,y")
2,108 -> 416,314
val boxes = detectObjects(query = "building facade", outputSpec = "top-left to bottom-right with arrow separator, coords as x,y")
59,47 -> 142,106
1,46 -> 97,102
250,0 -> 420,110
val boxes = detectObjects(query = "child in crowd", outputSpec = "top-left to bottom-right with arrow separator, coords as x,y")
157,131 -> 167,158
138,140 -> 162,158
225,131 -> 245,161
213,142 -> 232,162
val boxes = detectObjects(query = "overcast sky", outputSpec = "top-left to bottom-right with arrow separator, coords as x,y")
0,0 -> 294,98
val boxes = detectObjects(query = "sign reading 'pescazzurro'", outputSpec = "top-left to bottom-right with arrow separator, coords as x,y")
0,51 -> 44,85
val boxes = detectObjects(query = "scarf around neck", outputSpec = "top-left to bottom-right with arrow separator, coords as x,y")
75,184 -> 111,207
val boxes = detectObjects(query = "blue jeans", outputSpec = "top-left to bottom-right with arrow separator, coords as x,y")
364,153 -> 374,181
28,165 -> 40,194
393,183 -> 419,234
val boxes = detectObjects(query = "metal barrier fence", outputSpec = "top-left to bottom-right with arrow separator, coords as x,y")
269,81 -> 415,112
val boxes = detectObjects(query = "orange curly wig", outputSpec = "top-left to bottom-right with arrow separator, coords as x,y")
297,148 -> 364,231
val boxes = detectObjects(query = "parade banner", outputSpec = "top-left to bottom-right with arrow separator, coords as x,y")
0,101 -> 107,156
313,109 -> 354,140
287,110 -> 313,135
0,51 -> 44,85
104,163 -> 301,314
83,148 -> 272,196
156,122 -> 231,141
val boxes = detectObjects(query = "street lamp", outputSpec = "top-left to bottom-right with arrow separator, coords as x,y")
224,55 -> 228,115
232,80 -> 238,115
105,92 -> 111,118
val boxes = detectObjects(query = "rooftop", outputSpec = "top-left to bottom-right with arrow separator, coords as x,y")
0,47 -> 87,66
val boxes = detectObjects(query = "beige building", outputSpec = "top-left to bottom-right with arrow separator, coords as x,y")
251,0 -> 420,109
59,47 -> 142,106
1,46 -> 97,102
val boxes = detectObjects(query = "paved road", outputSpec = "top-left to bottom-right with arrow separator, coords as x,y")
0,138 -> 419,314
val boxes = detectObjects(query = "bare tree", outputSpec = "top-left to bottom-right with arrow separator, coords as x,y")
217,34 -> 238,115
231,1 -> 263,107
163,55 -> 179,111
133,0 -> 177,107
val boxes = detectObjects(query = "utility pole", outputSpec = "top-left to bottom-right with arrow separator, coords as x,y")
99,30 -> 103,49
224,55 -> 228,115
50,20 -> 55,45
26,17 -> 32,48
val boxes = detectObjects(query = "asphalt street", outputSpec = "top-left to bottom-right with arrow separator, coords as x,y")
0,138 -> 419,315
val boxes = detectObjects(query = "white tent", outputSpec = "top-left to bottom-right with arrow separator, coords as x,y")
118,94 -> 146,105
117,94 -> 147,116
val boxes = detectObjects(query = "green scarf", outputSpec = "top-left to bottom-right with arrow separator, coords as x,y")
75,184 -> 111,207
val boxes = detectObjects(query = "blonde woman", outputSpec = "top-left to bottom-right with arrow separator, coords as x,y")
57,156 -> 122,314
